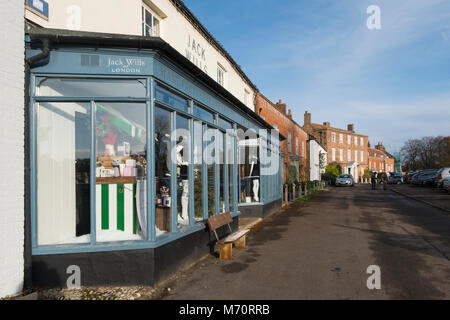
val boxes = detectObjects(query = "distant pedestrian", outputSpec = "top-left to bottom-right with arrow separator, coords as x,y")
371,171 -> 377,190
382,173 -> 388,190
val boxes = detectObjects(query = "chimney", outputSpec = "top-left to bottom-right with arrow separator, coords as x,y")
323,121 -> 330,127
347,124 -> 354,132
304,111 -> 311,126
288,109 -> 292,119
275,99 -> 287,115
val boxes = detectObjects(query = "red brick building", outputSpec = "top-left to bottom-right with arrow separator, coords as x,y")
368,142 -> 395,173
302,111 -> 369,182
256,93 -> 308,184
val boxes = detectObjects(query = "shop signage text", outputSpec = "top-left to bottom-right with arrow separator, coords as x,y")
185,34 -> 208,74
107,57 -> 146,73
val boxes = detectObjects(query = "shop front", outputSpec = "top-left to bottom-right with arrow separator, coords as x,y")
26,27 -> 281,287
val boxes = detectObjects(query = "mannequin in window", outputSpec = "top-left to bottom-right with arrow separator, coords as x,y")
177,136 -> 189,224
248,153 -> 260,202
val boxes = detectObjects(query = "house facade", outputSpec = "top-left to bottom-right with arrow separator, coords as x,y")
302,111 -> 369,182
368,142 -> 396,173
25,0 -> 256,111
256,94 -> 309,185
0,0 -> 25,299
308,138 -> 327,181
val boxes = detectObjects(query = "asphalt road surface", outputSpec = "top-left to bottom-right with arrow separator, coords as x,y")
161,184 -> 450,299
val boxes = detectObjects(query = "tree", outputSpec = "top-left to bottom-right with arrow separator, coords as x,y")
401,136 -> 450,171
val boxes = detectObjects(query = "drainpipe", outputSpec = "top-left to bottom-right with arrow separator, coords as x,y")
24,37 -> 50,291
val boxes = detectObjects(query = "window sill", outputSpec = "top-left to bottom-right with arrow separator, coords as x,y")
32,224 -> 206,256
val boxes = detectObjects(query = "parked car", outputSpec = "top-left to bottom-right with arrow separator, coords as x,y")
442,177 -> 450,192
415,170 -> 438,186
406,171 -> 418,183
335,174 -> 354,187
410,171 -> 422,185
434,167 -> 450,188
388,175 -> 403,184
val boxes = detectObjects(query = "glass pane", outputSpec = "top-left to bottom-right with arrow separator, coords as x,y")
154,106 -> 172,236
205,127 -> 216,217
193,105 -> 214,123
175,115 -> 190,230
239,134 -> 260,203
218,131 -> 225,213
95,102 -> 147,242
193,121 -> 203,221
227,134 -> 235,211
37,102 -> 91,245
155,85 -> 188,112
38,78 -> 146,97
144,9 -> 152,26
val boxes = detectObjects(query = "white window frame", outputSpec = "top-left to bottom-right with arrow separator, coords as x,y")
339,149 -> 343,161
360,150 -> 364,162
142,6 -> 160,37
354,136 -> 358,145
332,148 -> 336,161
347,135 -> 351,144
360,137 -> 364,146
295,136 -> 299,155
301,140 -> 305,157
331,132 -> 336,143
339,133 -> 343,144
347,149 -> 351,161
217,64 -> 226,87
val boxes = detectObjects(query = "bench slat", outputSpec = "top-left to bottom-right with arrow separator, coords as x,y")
207,212 -> 233,231
217,229 -> 250,244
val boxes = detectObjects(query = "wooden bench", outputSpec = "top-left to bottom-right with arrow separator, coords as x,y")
206,212 -> 250,260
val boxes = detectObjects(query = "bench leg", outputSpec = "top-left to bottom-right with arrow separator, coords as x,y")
235,236 -> 247,249
219,243 -> 233,260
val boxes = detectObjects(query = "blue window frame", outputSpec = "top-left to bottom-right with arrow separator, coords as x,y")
29,76 -> 245,255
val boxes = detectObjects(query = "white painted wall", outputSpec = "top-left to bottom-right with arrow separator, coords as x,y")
309,140 -> 327,181
26,0 -> 256,110
0,1 -> 24,298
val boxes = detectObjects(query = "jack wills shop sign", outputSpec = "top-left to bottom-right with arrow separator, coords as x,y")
185,34 -> 208,74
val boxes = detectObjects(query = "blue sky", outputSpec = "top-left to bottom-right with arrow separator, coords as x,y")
184,0 -> 450,152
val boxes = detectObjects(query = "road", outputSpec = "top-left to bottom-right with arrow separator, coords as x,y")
160,184 -> 450,299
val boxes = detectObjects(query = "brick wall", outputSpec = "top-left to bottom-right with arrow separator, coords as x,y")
368,148 -> 395,173
0,1 -> 24,298
256,94 -> 308,182
303,112 -> 369,181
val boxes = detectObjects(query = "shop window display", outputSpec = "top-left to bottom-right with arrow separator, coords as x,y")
238,129 -> 260,203
193,121 -> 204,221
205,127 -> 216,217
95,103 -> 147,242
175,115 -> 191,229
154,106 -> 172,235
218,130 -> 225,213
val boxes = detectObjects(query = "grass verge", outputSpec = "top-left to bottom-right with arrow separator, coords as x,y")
294,190 -> 326,203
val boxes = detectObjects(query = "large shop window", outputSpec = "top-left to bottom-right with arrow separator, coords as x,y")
33,76 -> 247,250
205,127 -> 216,217
95,102 -> 147,242
238,129 -> 260,204
154,106 -> 172,236
193,120 -> 204,221
37,102 -> 91,245
175,114 -> 191,230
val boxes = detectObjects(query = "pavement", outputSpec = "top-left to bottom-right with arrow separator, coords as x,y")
390,183 -> 450,212
159,184 -> 450,300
